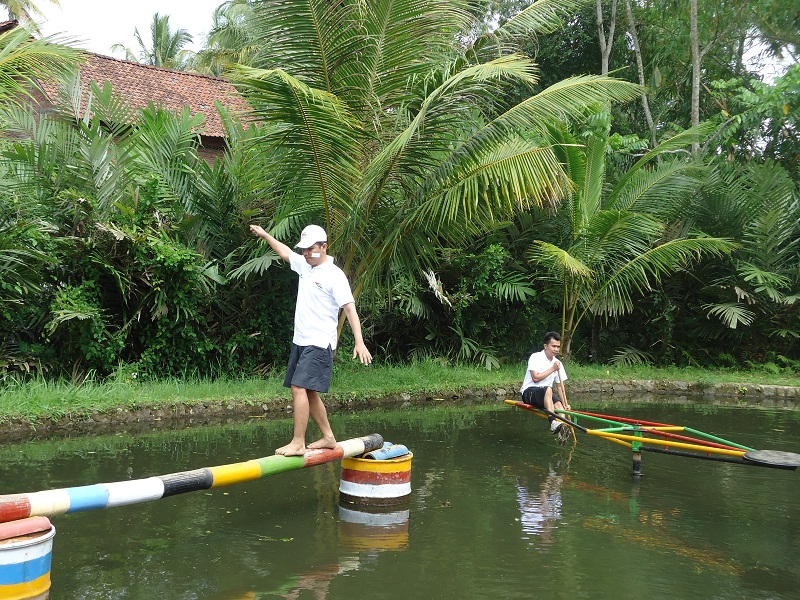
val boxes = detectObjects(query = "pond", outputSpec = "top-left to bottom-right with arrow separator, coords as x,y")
1,395 -> 798,599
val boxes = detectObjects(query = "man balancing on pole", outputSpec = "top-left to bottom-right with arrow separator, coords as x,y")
520,331 -> 571,437
249,223 -> 372,456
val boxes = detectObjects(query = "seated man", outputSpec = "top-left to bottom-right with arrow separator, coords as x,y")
520,331 -> 571,434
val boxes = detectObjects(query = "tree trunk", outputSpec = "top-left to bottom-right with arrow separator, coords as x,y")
624,0 -> 657,147
596,0 -> 618,75
690,0 -> 701,155
689,0 -> 750,155
590,317 -> 601,363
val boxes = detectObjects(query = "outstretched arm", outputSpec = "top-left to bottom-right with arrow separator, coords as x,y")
342,303 -> 372,365
249,225 -> 292,262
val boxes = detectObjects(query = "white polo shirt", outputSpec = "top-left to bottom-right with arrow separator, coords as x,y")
520,350 -> 567,393
289,252 -> 355,349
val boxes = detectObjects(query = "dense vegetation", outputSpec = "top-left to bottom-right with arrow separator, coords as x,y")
1,0 -> 798,384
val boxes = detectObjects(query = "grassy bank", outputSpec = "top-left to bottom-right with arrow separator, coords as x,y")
1,361 -> 799,425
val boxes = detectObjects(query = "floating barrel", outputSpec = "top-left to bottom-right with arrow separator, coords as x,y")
338,504 -> 409,551
339,445 -> 412,506
0,518 -> 55,600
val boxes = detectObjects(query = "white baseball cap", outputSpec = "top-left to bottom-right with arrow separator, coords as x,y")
295,224 -> 327,248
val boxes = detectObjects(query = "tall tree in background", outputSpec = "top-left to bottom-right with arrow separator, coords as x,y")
195,0 -> 258,76
623,0 -> 657,146
232,0 -> 641,322
111,12 -> 194,70
596,0 -> 617,75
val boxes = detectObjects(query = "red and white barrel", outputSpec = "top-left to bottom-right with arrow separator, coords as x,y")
339,450 -> 412,506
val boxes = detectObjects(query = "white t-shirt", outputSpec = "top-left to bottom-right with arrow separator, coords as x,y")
520,349 -> 567,393
288,252 -> 355,349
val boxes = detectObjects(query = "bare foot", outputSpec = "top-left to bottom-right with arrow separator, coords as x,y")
307,436 -> 337,450
275,441 -> 306,456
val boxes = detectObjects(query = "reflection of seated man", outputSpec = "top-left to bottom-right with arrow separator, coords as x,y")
516,464 -> 565,547
520,331 -> 571,434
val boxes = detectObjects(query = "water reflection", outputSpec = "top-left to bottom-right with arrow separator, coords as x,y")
0,398 -> 797,599
512,448 -> 573,548
218,503 -> 410,599
338,504 -> 409,552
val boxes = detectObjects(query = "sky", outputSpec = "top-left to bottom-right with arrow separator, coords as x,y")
35,0 -> 224,57
26,0 -> 793,81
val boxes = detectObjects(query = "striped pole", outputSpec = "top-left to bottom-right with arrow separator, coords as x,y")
0,434 -> 383,524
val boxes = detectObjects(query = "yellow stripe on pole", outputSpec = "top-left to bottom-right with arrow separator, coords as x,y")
209,461 -> 263,487
587,431 -> 747,457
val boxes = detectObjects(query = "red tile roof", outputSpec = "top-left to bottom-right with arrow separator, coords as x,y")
0,19 -> 19,33
39,53 -> 251,138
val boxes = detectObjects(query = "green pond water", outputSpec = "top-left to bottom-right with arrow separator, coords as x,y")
1,395 -> 799,599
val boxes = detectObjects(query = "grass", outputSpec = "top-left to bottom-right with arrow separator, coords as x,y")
1,360 -> 799,425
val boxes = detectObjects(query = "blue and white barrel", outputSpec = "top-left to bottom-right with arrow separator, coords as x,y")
0,518 -> 56,600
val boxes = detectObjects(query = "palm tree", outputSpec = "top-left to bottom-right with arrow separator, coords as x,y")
0,23 -> 80,110
1,0 -> 58,31
195,0 -> 258,76
0,24 -> 81,303
111,13 -> 194,70
526,112 -> 736,357
693,160 -> 800,343
231,0 -> 642,328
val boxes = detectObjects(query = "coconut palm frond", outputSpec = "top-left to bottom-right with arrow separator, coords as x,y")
607,158 -> 706,216
0,25 -> 82,109
608,123 -> 714,202
498,75 -> 642,135
591,237 -> 737,317
527,240 -> 593,279
611,346 -> 653,367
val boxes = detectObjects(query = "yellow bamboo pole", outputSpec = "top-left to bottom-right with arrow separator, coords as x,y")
587,430 -> 746,458
604,436 -> 633,449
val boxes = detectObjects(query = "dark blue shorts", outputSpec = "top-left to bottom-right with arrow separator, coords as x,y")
283,344 -> 334,392
521,386 -> 561,409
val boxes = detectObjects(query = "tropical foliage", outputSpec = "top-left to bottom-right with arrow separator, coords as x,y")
1,1 -> 799,379
195,0 -> 258,76
230,0 -> 641,326
111,13 -> 195,70
524,112 -> 736,356
0,0 -> 58,30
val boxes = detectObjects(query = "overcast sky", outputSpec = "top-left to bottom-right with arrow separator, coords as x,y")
35,0 -> 223,57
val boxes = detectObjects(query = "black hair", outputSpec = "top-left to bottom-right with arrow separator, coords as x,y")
543,331 -> 561,344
